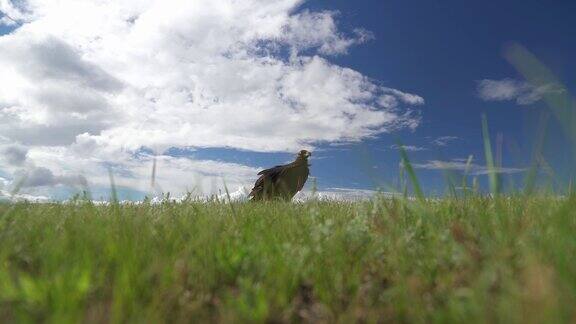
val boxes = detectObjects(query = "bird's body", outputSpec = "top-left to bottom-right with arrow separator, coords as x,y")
249,150 -> 311,201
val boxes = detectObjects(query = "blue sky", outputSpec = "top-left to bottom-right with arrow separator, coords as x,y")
0,0 -> 574,200
301,0 -> 576,194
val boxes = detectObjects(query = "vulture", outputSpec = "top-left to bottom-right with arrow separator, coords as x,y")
249,150 -> 311,201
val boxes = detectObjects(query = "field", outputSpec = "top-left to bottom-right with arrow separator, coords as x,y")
1,195 -> 575,323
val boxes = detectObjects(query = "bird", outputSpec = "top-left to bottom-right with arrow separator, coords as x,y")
249,150 -> 311,201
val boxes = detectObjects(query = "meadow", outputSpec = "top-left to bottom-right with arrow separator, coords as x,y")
1,194 -> 575,323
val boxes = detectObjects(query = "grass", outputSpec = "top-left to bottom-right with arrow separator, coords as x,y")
1,195 -> 575,323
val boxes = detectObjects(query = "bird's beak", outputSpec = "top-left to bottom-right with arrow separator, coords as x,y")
307,152 -> 312,158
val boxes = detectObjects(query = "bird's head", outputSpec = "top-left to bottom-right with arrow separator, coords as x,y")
297,150 -> 312,160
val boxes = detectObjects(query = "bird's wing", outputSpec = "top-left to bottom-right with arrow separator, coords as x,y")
249,165 -> 287,197
258,166 -> 287,185
295,167 -> 310,192
257,165 -> 285,176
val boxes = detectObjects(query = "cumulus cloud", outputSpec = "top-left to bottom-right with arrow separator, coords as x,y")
0,1 -> 28,24
283,10 -> 373,56
2,143 -> 28,165
14,166 -> 87,188
412,159 -> 525,176
0,0 -> 424,198
476,78 -> 561,105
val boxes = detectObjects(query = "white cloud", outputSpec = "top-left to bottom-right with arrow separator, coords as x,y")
381,87 -> 424,106
0,1 -> 28,23
432,136 -> 458,146
476,78 -> 561,105
2,143 -> 28,165
0,144 -> 262,199
283,10 -> 373,56
0,190 -> 51,202
15,166 -> 87,188
412,159 -> 525,176
0,0 -> 424,198
390,144 -> 427,152
0,175 -> 51,202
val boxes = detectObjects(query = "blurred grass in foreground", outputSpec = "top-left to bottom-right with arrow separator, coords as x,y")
1,196 -> 575,323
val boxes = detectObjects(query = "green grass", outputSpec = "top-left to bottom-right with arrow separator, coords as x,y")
1,196 -> 575,323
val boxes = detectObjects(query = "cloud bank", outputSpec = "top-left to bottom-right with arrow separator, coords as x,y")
0,0 -> 424,198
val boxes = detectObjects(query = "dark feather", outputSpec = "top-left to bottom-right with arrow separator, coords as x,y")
257,165 -> 284,176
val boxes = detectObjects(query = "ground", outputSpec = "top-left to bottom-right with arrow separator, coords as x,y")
0,196 -> 575,323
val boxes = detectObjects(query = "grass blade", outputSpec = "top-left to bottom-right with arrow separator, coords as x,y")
524,111 -> 549,195
481,114 -> 499,196
398,144 -> 424,201
461,155 -> 474,195
150,156 -> 157,193
108,168 -> 118,203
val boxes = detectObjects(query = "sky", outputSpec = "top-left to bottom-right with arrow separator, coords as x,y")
0,0 -> 574,201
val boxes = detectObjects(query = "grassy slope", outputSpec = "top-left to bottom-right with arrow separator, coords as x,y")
0,196 -> 575,323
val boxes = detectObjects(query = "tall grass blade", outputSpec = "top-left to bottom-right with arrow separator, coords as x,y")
108,168 -> 118,203
472,176 -> 479,193
496,132 -> 503,171
10,175 -> 27,198
537,154 -> 558,193
524,111 -> 549,195
356,144 -> 400,194
311,177 -> 318,198
442,169 -> 457,198
461,155 -> 474,196
80,176 -> 93,202
150,156 -> 157,193
399,161 -> 407,198
222,179 -> 238,221
398,145 -> 424,201
481,114 -> 499,195
505,43 -> 576,152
